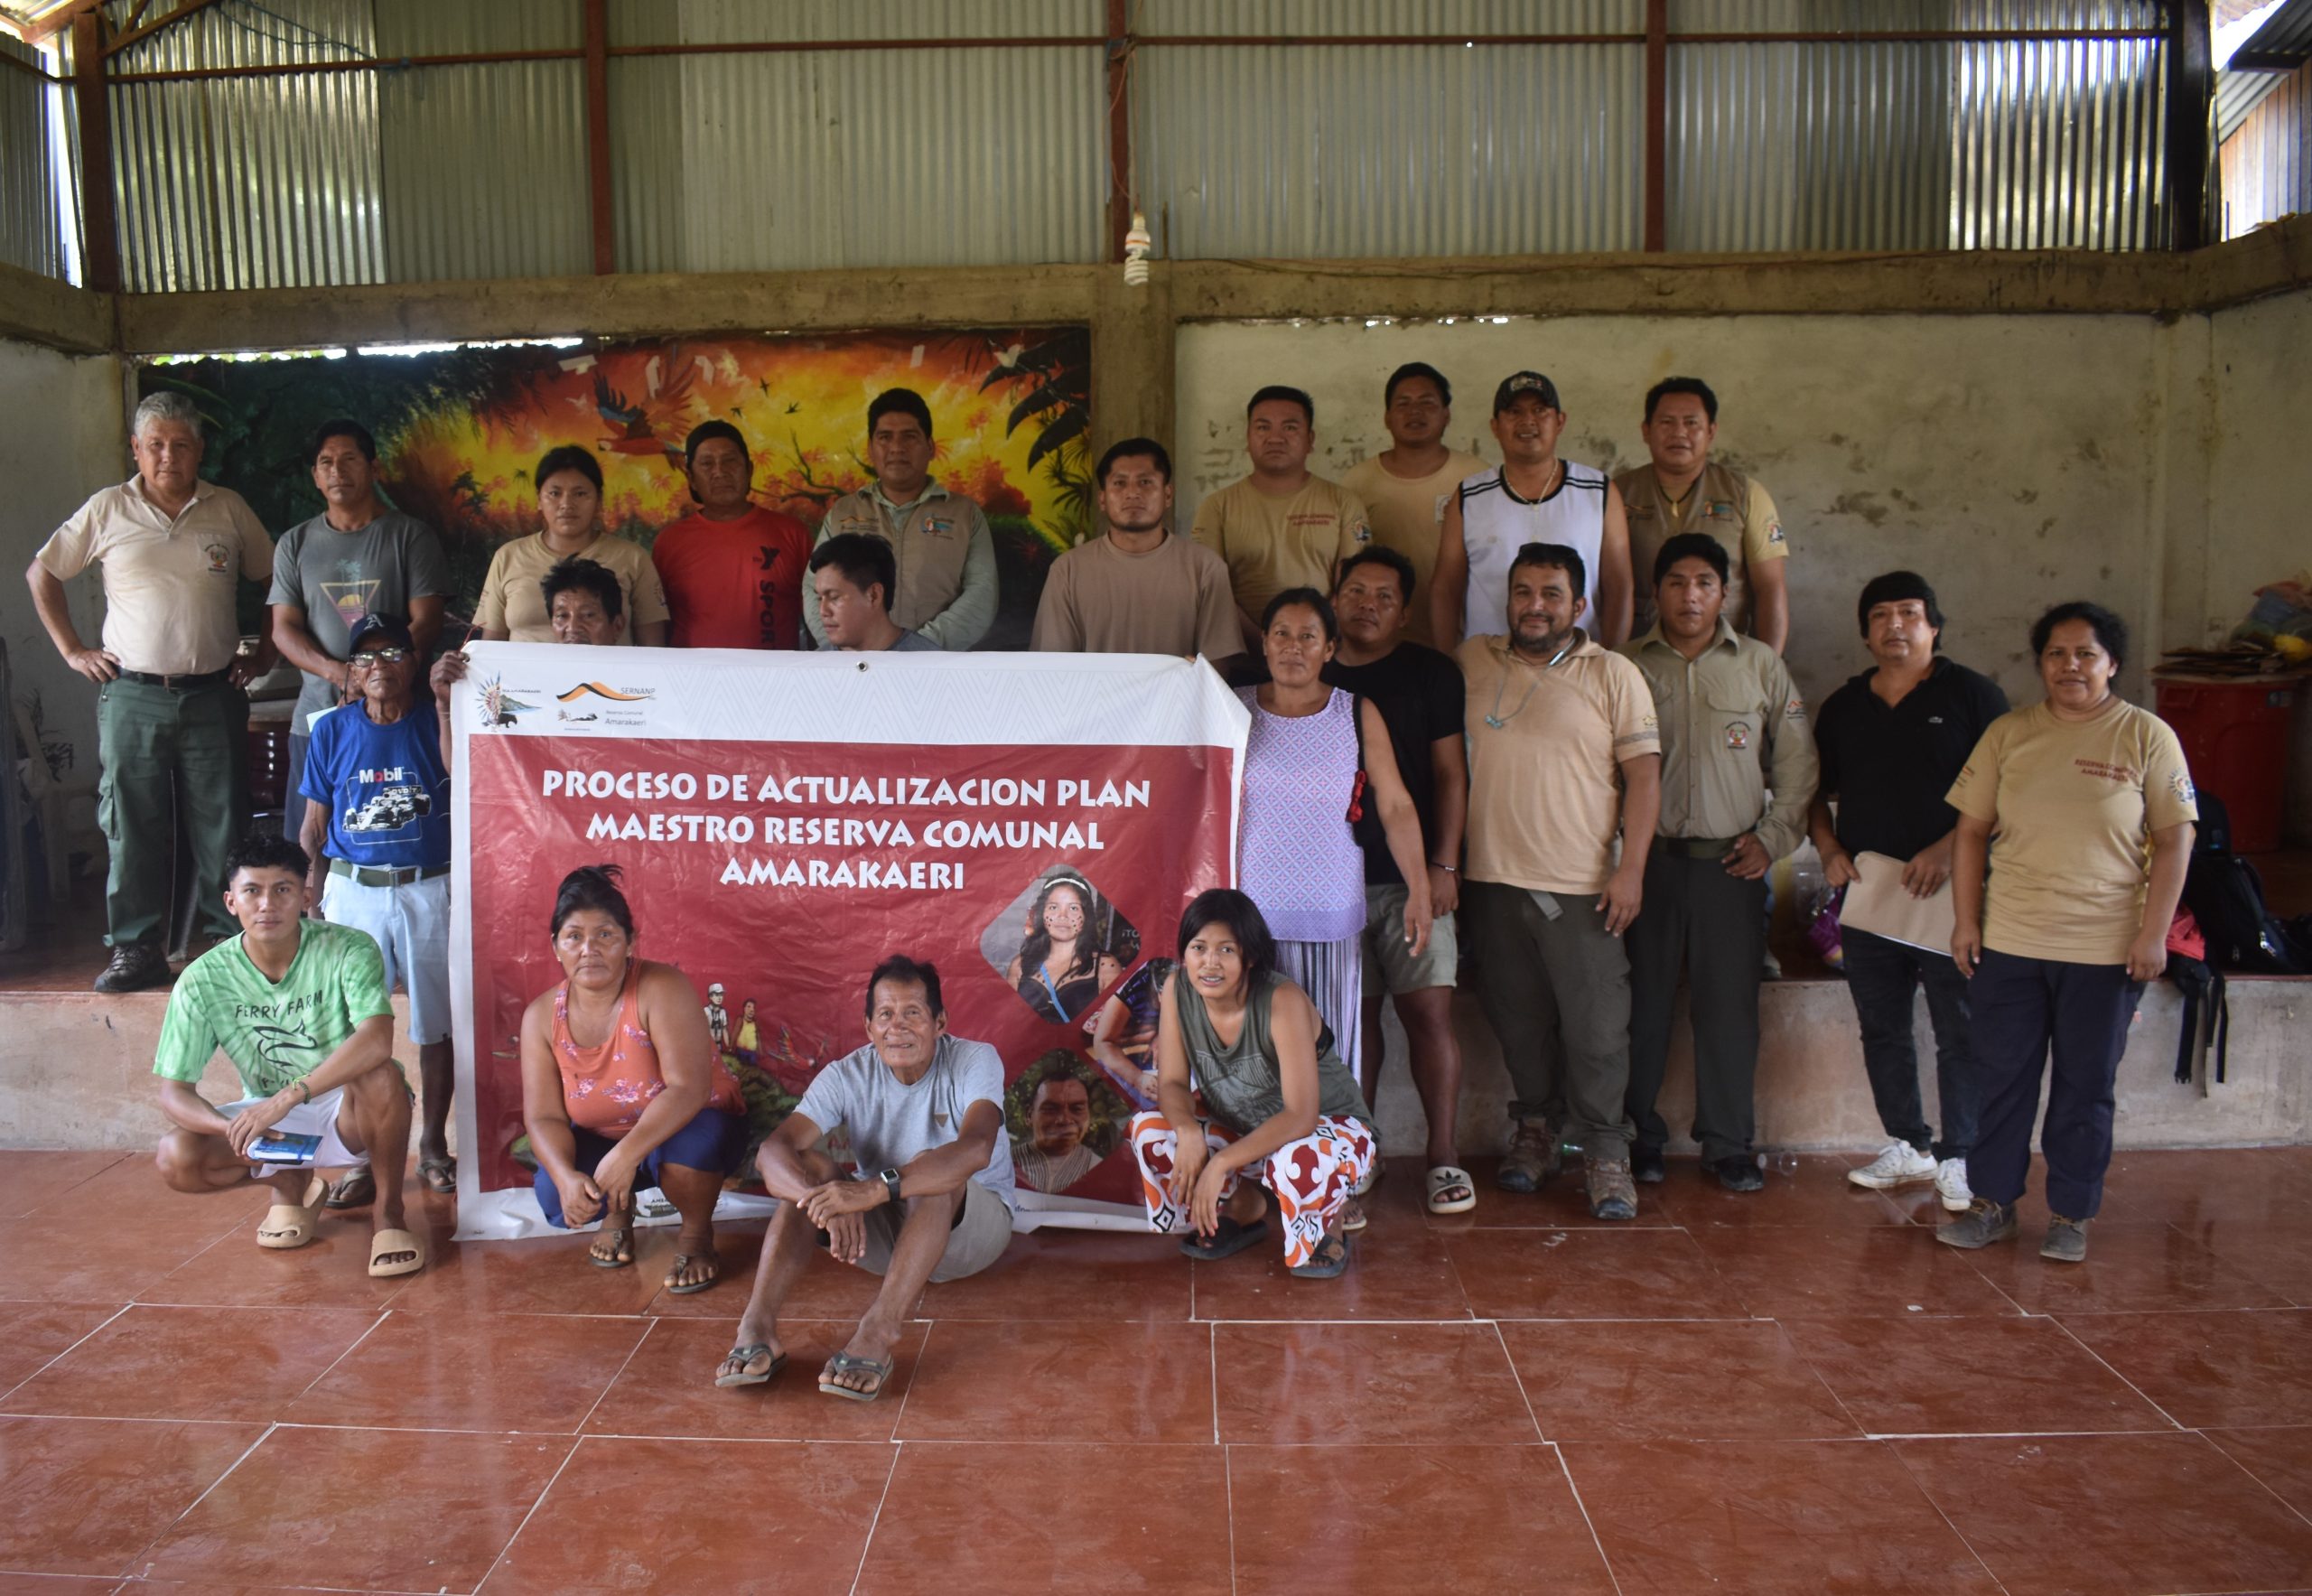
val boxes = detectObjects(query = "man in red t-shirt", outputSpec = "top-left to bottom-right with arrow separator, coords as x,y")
652,421 -> 814,649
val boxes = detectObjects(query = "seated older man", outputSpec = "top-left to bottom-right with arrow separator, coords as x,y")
152,833 -> 424,1279
715,956 -> 1013,1401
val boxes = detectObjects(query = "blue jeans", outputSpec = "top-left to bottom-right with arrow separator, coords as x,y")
534,1106 -> 747,1226
1967,950 -> 2142,1220
1841,929 -> 1979,1161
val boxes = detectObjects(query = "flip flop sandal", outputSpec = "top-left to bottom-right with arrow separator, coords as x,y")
1178,1215 -> 1269,1261
416,1155 -> 457,1195
367,1227 -> 426,1278
589,1227 -> 636,1269
1425,1164 -> 1478,1215
1341,1196 -> 1370,1234
715,1343 -> 787,1389
323,1167 -> 376,1210
256,1172 -> 328,1250
1289,1232 -> 1351,1281
817,1350 -> 894,1404
664,1253 -> 720,1295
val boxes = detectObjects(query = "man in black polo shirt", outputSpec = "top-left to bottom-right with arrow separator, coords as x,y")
1326,548 -> 1474,1215
1808,572 -> 2009,1212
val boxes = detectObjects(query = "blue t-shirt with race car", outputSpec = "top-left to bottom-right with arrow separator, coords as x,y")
300,698 -> 451,871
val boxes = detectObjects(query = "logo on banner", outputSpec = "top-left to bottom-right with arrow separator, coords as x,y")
477,675 -> 542,729
555,680 -> 657,728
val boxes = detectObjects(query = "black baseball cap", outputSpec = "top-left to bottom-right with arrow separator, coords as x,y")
346,614 -> 415,653
1493,371 -> 1562,413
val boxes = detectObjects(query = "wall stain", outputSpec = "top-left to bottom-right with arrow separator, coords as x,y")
2014,488 -> 2039,505
1826,491 -> 1889,527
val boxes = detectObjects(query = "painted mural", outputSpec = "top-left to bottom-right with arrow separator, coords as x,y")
139,327 -> 1093,648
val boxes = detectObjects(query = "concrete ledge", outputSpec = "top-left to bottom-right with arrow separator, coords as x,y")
8,976 -> 2302,1156
0,259 -> 114,354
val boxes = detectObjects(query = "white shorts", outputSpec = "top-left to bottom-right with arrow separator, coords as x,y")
232,1087 -> 368,1177
321,871 -> 452,1045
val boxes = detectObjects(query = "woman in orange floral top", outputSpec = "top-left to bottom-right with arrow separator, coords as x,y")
519,863 -> 747,1294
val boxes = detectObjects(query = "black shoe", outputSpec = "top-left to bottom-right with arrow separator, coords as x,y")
1710,1155 -> 1765,1193
1630,1146 -> 1666,1185
93,942 -> 169,994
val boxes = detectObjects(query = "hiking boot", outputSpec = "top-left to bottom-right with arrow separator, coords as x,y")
93,942 -> 169,994
2041,1215 -> 2090,1264
1585,1156 -> 1638,1220
1848,1140 -> 1936,1190
1936,1199 -> 2020,1250
1496,1118 -> 1561,1193
1935,1157 -> 1974,1212
1710,1154 -> 1765,1193
1630,1145 -> 1666,1184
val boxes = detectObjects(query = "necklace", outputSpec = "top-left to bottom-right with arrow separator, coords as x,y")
1484,637 -> 1577,728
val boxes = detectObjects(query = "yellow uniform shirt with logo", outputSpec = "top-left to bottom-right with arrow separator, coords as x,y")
1616,462 -> 1786,637
1456,632 -> 1660,896
475,531 -> 669,643
1189,475 -> 1372,622
1945,696 -> 2197,966
1620,621 -> 1817,861
34,478 -> 275,677
1341,450 -> 1488,648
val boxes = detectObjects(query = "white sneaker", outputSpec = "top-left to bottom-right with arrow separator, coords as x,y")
1935,1157 -> 1974,1211
1848,1140 -> 1937,1190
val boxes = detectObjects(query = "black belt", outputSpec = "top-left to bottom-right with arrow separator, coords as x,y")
330,858 -> 449,888
117,668 -> 230,690
1655,835 -> 1739,860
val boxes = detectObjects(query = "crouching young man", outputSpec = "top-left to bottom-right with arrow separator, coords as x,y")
152,833 -> 424,1279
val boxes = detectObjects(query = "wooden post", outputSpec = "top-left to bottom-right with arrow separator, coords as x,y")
1644,0 -> 1666,252
2167,0 -> 2213,251
583,0 -> 614,275
71,10 -> 120,293
1106,0 -> 1133,262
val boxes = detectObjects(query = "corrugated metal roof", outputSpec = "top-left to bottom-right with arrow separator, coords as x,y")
2218,0 -> 2312,140
2222,56 -> 2310,231
1138,0 -> 1638,36
0,32 -> 72,280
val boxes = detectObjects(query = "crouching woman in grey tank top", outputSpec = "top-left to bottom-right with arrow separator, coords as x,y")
1126,889 -> 1378,1279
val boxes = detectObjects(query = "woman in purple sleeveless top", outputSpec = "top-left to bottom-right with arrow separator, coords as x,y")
1235,587 -> 1433,1161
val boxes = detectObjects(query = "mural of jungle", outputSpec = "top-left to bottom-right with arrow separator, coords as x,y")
139,327 -> 1094,649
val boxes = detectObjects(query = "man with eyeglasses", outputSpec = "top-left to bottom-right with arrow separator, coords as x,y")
297,613 -> 457,1199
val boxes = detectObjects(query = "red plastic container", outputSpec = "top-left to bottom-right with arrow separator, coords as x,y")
2153,675 -> 2301,854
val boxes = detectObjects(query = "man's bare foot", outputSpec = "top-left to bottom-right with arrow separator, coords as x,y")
822,1321 -> 900,1397
714,1336 -> 784,1386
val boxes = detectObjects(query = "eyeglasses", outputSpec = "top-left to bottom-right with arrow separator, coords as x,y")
353,648 -> 410,666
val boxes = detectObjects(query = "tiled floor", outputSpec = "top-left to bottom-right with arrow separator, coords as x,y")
3,1148 -> 2311,1595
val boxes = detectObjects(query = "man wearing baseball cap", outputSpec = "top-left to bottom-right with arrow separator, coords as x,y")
1431,371 -> 1633,651
298,612 -> 458,1201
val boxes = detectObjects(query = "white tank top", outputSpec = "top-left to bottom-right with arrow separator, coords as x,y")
1458,462 -> 1609,639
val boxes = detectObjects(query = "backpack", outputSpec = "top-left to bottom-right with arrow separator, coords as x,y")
2164,909 -> 2226,1086
2181,793 -> 2309,976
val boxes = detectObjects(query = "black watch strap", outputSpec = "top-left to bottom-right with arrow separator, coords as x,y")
880,1167 -> 904,1207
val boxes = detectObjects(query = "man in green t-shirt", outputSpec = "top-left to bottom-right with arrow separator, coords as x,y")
153,833 -> 424,1278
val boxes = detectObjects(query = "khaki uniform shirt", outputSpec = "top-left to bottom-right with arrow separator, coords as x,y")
1189,474 -> 1371,623
1341,450 -> 1488,647
474,531 -> 668,644
1457,632 -> 1661,896
806,481 -> 997,650
1030,531 -> 1242,659
1946,696 -> 2196,966
1620,620 -> 1816,861
35,477 -> 274,676
1617,462 -> 1787,637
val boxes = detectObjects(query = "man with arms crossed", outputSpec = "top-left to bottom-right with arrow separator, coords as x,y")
1457,542 -> 1661,1220
1341,362 -> 1487,649
1813,573 -> 2009,1209
1032,437 -> 1241,669
716,957 -> 1013,1401
151,833 -> 423,1279
1327,547 -> 1474,1214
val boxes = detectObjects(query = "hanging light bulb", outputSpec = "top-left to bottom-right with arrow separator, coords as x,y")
1123,211 -> 1152,287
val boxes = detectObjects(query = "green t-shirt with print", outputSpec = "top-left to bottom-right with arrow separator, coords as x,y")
154,919 -> 395,1097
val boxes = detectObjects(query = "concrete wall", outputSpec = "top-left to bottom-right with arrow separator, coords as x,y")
1175,313 -> 2177,718
0,335 -> 126,802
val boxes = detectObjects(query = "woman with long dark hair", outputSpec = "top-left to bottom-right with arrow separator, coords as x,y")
1003,872 -> 1122,1022
475,445 -> 669,645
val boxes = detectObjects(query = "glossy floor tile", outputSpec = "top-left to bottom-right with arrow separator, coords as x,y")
6,1142 -> 2309,1593
1897,1431 -> 2312,1595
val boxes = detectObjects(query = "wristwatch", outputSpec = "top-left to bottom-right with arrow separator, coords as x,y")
879,1167 -> 904,1208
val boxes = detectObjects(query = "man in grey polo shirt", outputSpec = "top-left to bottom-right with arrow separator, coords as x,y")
26,391 -> 275,993
715,956 -> 1012,1402
269,418 -> 450,838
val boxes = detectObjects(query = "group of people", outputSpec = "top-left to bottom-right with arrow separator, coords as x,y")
33,359 -> 2195,1338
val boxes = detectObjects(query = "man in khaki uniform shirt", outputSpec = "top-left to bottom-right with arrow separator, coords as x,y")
1341,362 -> 1487,649
26,391 -> 275,993
1031,437 -> 1241,669
806,388 -> 997,650
1616,378 -> 1792,651
1618,532 -> 1817,1190
1191,384 -> 1371,654
1457,541 -> 1661,1221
